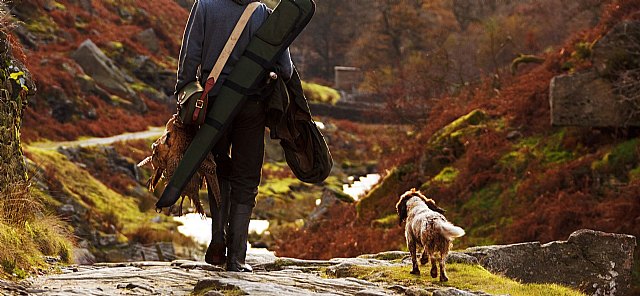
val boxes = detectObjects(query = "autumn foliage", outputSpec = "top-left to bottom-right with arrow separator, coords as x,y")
275,0 -> 640,259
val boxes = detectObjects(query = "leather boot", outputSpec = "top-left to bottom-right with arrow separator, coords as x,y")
226,203 -> 253,272
204,179 -> 230,265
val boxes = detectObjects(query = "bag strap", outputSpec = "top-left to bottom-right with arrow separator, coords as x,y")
210,2 -> 260,82
193,2 -> 261,123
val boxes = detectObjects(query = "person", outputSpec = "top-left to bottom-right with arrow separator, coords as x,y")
174,0 -> 293,272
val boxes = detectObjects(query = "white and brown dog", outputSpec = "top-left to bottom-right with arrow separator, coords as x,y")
396,188 -> 465,281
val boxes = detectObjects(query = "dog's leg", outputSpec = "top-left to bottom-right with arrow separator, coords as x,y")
430,256 -> 438,278
420,247 -> 429,265
438,255 -> 448,282
408,238 -> 420,275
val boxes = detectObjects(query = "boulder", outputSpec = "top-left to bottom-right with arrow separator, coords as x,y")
70,39 -> 147,112
72,248 -> 96,265
464,229 -> 636,296
549,71 -> 639,126
44,85 -> 83,123
591,21 -> 640,76
131,55 -> 175,97
552,21 -> 640,127
134,28 -> 160,52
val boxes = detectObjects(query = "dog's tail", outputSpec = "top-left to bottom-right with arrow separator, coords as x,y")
439,221 -> 465,239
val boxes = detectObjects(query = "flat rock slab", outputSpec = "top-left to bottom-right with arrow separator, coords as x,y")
194,270 -> 394,296
22,255 -> 492,296
27,265 -> 208,295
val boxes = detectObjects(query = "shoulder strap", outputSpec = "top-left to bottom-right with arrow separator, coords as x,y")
192,2 -> 260,124
207,2 -> 261,82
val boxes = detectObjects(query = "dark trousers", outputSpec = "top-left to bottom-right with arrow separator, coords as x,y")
212,100 -> 265,207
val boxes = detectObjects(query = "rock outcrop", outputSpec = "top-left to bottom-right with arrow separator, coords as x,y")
550,21 -> 640,127
549,71 -> 634,126
0,29 -> 35,191
134,28 -> 160,53
464,229 -> 636,296
70,39 -> 147,112
25,253 -> 492,296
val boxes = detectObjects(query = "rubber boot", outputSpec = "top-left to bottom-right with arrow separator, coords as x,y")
204,179 -> 230,265
226,203 -> 253,272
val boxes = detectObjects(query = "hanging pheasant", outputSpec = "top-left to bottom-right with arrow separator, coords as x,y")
138,114 -> 220,216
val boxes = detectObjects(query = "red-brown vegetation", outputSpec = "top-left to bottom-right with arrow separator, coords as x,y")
16,0 -> 187,143
274,203 -> 404,259
275,0 -> 640,259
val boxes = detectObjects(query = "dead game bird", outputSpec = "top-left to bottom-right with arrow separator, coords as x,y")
138,114 -> 220,215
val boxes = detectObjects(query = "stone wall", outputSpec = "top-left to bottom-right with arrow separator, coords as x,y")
0,29 -> 35,191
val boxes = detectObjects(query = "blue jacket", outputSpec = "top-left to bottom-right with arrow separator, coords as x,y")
175,0 -> 293,98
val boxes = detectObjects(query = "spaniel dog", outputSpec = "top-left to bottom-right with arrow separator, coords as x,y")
396,188 -> 465,281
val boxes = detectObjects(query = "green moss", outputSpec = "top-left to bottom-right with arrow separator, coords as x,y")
256,172 -> 337,222
356,166 -> 405,217
432,167 -> 459,183
53,1 -> 66,10
592,139 -> 639,177
459,184 -> 504,246
372,214 -> 398,228
330,264 -> 584,296
25,148 -> 171,234
109,95 -> 133,106
301,81 -> 341,104
571,41 -> 593,60
629,166 -> 640,182
25,16 -> 58,34
432,109 -> 487,145
502,131 -> 573,173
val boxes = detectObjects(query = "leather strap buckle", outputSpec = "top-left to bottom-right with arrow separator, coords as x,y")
195,99 -> 204,109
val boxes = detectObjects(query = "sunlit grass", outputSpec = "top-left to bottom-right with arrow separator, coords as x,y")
332,263 -> 585,296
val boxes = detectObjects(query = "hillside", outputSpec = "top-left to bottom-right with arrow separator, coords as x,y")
274,0 -> 640,291
7,0 -> 189,142
1,0 -> 639,294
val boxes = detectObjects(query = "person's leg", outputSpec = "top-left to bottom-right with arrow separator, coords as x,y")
205,132 -> 232,265
226,100 -> 266,272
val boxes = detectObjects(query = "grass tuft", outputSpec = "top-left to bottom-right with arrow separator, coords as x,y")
330,263 -> 585,296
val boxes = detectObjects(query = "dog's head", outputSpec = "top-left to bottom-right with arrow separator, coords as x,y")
396,188 -> 446,225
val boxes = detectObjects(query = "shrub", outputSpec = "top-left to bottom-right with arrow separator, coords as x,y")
301,81 -> 341,104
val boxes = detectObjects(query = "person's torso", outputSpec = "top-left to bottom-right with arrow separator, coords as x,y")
197,0 -> 269,95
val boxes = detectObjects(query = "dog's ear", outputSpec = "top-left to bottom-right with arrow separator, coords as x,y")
396,196 -> 409,226
424,199 -> 446,214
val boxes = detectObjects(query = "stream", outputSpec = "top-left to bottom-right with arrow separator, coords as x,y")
176,173 -> 382,248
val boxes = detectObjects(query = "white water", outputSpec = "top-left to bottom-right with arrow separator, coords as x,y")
173,214 -> 269,246
342,173 -> 381,201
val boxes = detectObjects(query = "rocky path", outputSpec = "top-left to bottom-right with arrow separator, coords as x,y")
3,230 -> 633,296
28,127 -> 165,150
14,252 -> 487,296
